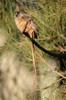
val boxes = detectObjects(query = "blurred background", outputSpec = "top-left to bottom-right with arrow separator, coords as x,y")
0,0 -> 66,100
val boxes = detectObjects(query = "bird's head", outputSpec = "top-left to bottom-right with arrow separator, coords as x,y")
14,11 -> 21,17
14,5 -> 23,18
14,10 -> 25,19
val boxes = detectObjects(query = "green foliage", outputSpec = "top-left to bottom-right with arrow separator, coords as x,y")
26,0 -> 66,50
0,0 -> 66,100
0,0 -> 66,53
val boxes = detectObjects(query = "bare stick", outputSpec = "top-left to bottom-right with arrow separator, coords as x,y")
31,42 -> 36,89
27,41 -> 37,98
36,51 -> 66,79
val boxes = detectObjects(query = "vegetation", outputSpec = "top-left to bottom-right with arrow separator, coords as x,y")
0,0 -> 66,100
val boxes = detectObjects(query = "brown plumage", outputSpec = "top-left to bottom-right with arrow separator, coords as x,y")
14,11 -> 37,38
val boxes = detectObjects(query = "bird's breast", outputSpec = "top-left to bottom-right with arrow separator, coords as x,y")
15,18 -> 27,33
15,17 -> 37,38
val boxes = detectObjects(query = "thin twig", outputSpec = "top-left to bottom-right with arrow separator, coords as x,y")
36,51 -> 66,79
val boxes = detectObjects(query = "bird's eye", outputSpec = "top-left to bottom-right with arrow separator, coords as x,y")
15,11 -> 20,17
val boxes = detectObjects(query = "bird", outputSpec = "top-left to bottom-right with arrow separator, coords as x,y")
14,6 -> 38,94
14,7 -> 37,38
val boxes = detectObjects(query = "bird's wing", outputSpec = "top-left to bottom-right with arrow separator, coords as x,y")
21,14 -> 37,31
21,14 -> 31,21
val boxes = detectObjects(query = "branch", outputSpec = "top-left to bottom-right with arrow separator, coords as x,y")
23,32 -> 66,59
36,51 -> 66,79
